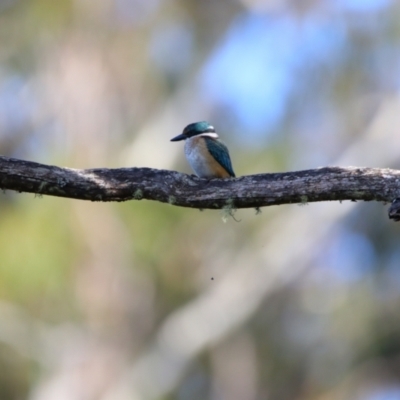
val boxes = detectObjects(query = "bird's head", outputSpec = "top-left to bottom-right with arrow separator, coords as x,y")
171,121 -> 218,141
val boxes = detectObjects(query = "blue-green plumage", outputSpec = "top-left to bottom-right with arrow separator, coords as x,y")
170,121 -> 236,179
203,137 -> 235,177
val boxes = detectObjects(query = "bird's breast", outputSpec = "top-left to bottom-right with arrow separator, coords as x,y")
184,137 -> 230,178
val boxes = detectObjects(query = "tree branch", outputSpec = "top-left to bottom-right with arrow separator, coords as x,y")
0,156 -> 399,214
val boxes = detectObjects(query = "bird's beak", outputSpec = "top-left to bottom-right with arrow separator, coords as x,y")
170,133 -> 186,142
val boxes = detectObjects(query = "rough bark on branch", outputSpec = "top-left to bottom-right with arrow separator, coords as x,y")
0,156 -> 399,214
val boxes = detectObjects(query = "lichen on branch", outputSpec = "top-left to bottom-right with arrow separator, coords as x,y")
0,156 -> 400,218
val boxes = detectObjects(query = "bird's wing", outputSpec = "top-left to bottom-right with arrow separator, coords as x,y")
204,137 -> 235,177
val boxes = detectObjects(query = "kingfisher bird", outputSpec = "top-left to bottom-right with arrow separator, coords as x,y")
170,121 -> 235,179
